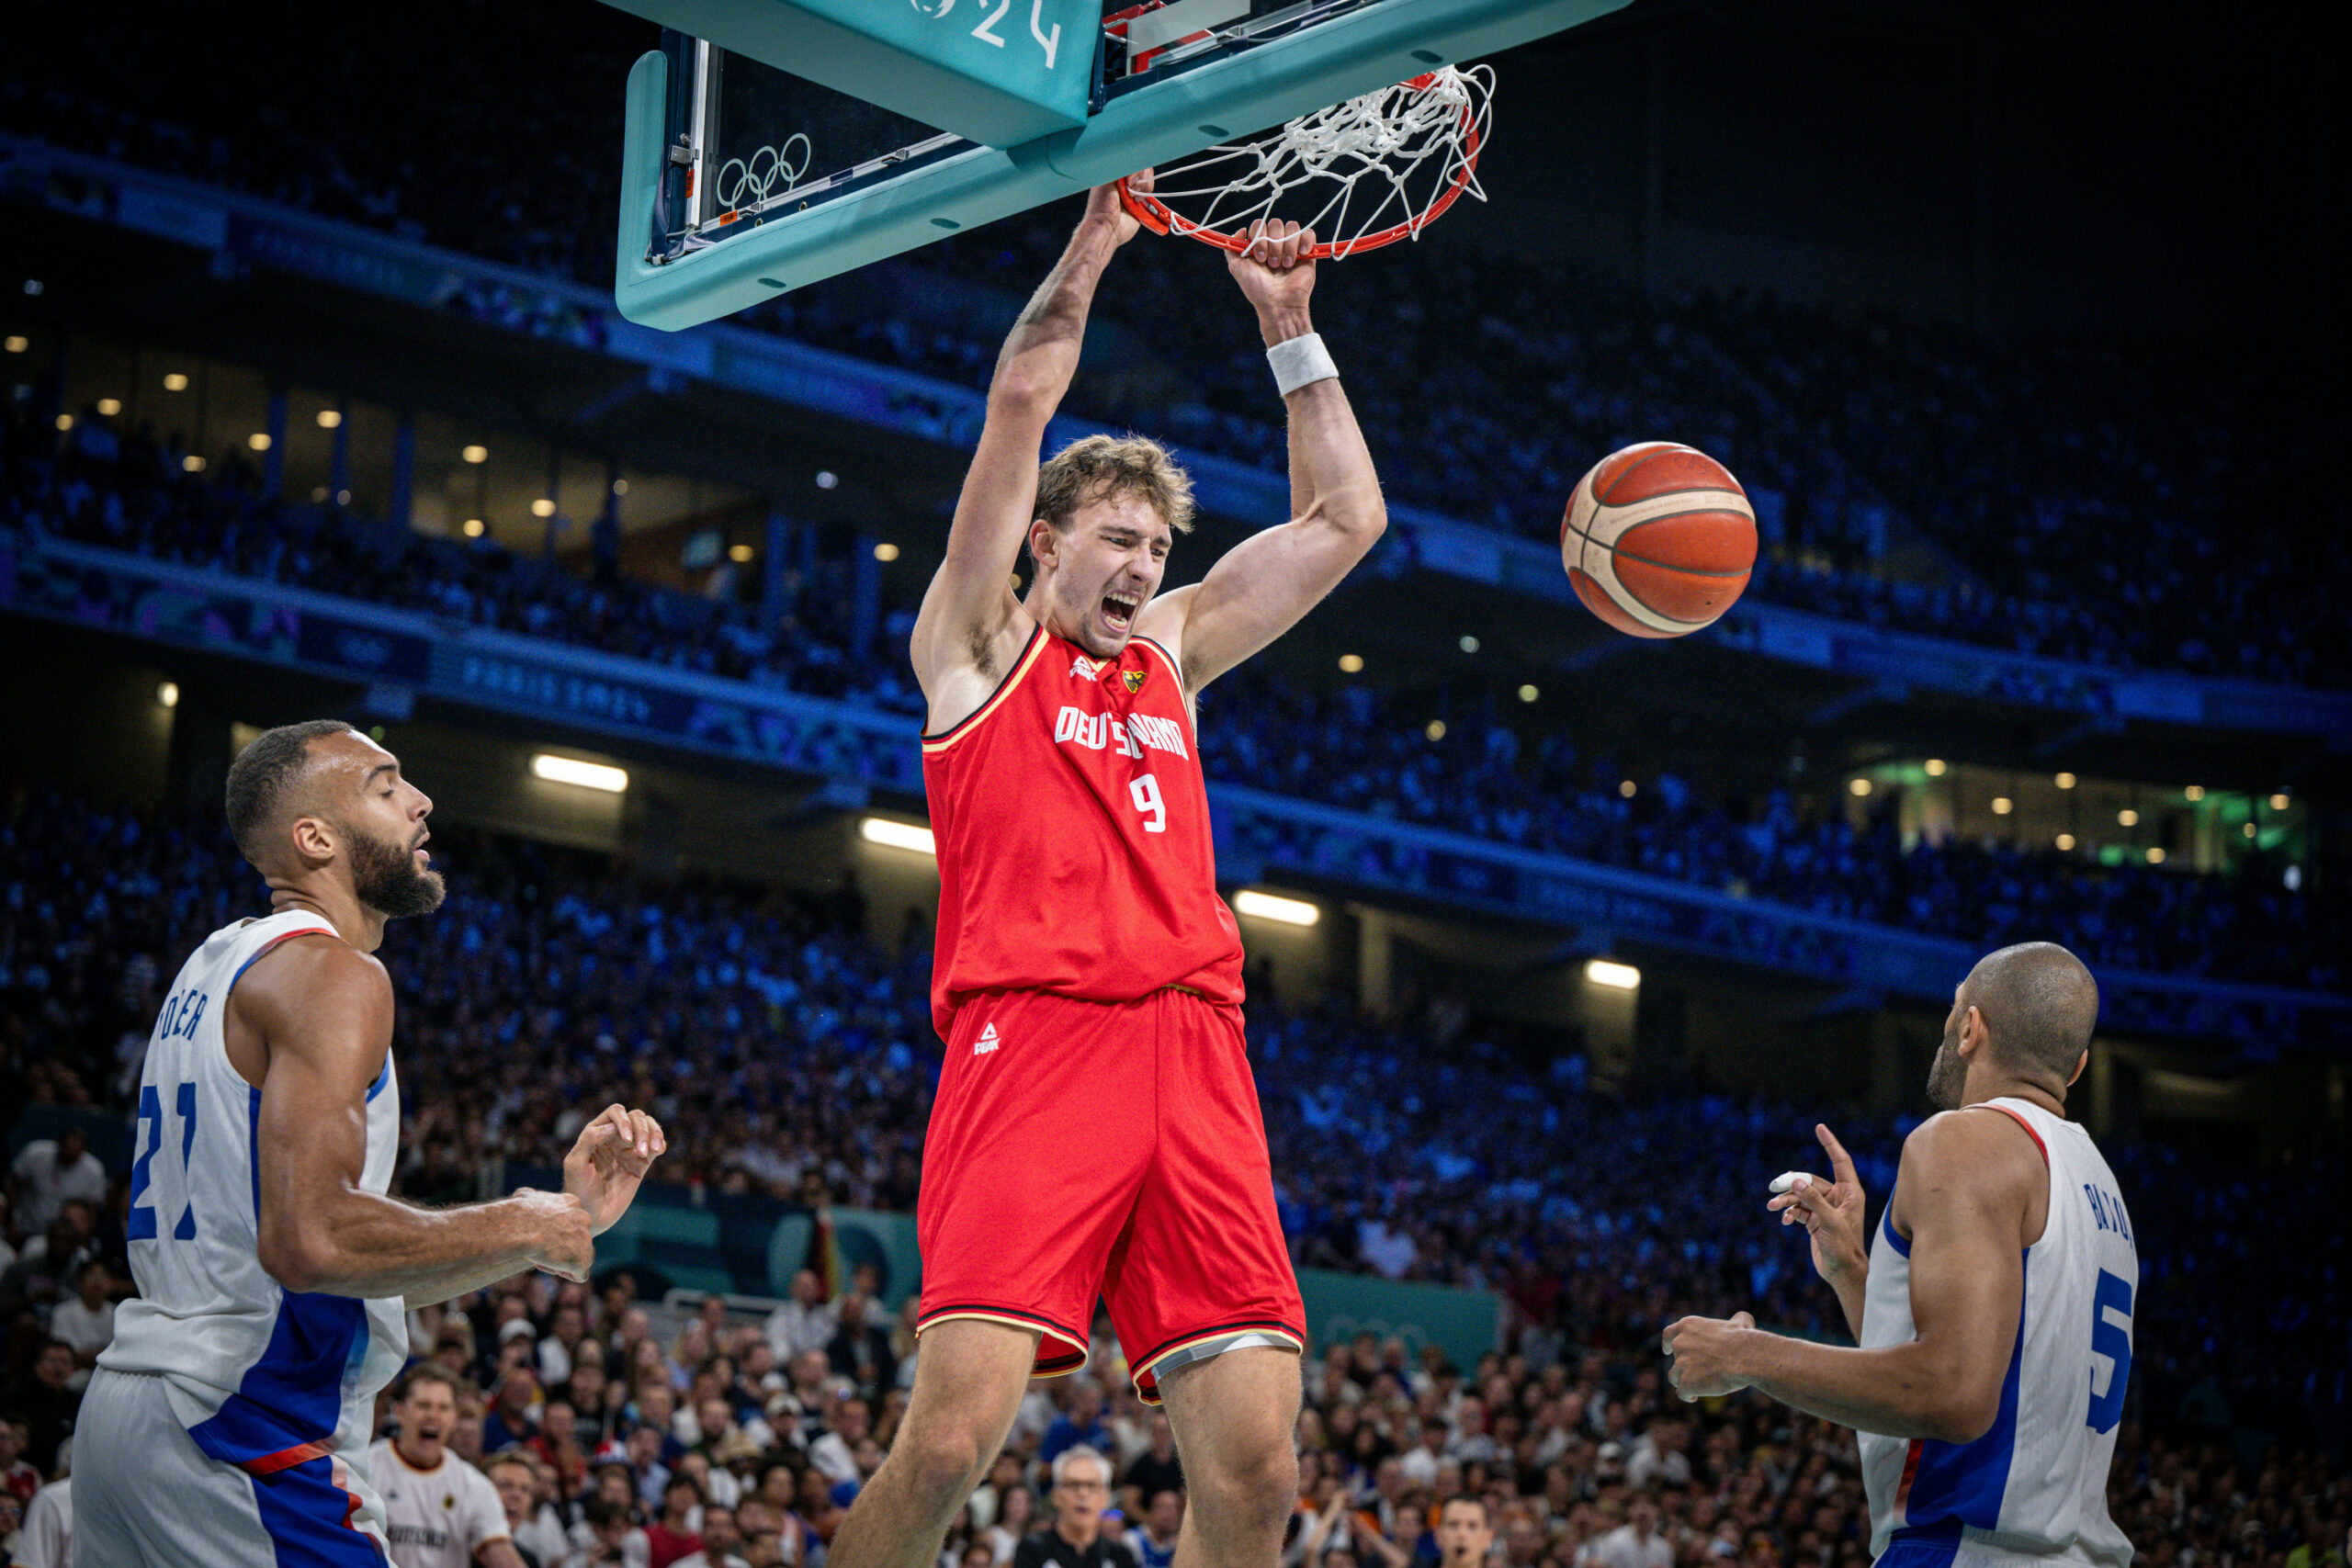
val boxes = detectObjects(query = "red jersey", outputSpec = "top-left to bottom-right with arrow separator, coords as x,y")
922,624 -> 1244,1039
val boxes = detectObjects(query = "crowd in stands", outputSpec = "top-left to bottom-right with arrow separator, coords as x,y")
6,1 -> 2346,687
6,408 -> 2337,996
3,787 -> 2345,1567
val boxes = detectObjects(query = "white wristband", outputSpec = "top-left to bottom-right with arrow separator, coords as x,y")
1267,332 -> 1338,397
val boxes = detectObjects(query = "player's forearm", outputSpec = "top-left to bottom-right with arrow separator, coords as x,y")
1828,1271 -> 1867,1341
1260,306 -> 1383,538
992,218 -> 1119,405
272,1189 -> 553,1302
1733,1328 -> 1990,1443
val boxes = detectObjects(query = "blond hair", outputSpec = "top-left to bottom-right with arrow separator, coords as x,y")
1035,434 -> 1195,536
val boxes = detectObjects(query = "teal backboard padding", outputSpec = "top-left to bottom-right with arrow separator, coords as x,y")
603,0 -> 1097,148
613,0 -> 1633,332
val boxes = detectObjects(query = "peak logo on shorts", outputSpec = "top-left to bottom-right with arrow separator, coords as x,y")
975,1022 -> 1000,1055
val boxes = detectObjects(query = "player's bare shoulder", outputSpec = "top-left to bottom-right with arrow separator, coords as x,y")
1894,1107 -> 2047,1227
227,931 -> 393,1085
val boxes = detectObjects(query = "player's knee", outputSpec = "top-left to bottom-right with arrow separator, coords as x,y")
893,1418 -> 999,1502
1190,1434 -> 1295,1535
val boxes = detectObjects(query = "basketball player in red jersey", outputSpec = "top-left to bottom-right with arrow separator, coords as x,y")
828,178 -> 1386,1568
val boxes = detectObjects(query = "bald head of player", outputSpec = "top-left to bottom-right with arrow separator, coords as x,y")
223,720 -> 443,949
1023,434 -> 1196,659
1927,941 -> 2100,1111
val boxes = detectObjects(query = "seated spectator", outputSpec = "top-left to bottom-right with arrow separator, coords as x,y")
489,1451 -> 571,1568
645,1472 -> 705,1568
1039,1382 -> 1113,1468
824,1292 -> 896,1398
568,1495 -> 651,1568
763,1271 -> 837,1364
1013,1448 -> 1135,1568
8,1129 -> 106,1240
5,1342 -> 80,1476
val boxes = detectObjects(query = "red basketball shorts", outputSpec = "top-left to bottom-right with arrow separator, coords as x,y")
915,986 -> 1305,1403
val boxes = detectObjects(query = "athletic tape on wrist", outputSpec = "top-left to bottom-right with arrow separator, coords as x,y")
1267,333 -> 1338,397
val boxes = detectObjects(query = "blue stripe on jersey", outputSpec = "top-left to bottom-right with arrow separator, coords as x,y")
1882,1203 -> 1918,1259
189,1084 -> 368,1470
247,1453 -> 388,1566
365,1055 -> 390,1102
1880,1517 -> 1962,1568
1903,1250 -> 2030,1529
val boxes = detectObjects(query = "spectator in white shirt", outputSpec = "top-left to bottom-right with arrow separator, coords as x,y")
14,1473 -> 71,1568
373,1365 -> 525,1568
47,1259 -> 116,1391
488,1452 -> 571,1568
762,1272 -> 837,1363
1581,1498 -> 1672,1568
9,1131 -> 107,1240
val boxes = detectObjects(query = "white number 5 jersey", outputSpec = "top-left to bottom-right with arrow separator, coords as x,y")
99,911 -> 409,1480
1860,1097 -> 2138,1568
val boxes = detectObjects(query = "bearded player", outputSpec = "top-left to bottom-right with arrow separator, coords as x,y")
76,721 -> 665,1566
830,181 -> 1385,1568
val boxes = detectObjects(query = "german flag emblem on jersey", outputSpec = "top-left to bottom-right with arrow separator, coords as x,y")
1124,669 -> 1147,694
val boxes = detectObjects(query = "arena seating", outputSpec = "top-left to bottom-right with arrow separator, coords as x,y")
4,9 -> 2343,686
6,409 -> 2337,992
2,789 -> 2341,1561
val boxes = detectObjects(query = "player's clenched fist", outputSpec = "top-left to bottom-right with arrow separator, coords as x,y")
563,1102 -> 668,1236
1662,1311 -> 1756,1401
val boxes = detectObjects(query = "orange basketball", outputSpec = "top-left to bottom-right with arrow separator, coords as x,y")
1560,442 -> 1757,637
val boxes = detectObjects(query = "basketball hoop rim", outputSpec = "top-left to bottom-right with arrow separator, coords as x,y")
1114,72 -> 1487,260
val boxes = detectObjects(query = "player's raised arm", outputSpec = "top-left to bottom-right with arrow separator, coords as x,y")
1767,1122 -> 1871,1338
911,177 -> 1146,713
242,936 -> 601,1305
1137,220 -> 1387,694
1664,1109 -> 2037,1442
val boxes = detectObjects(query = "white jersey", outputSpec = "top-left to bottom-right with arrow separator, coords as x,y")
369,1440 -> 512,1568
1860,1098 -> 2137,1568
99,911 -> 408,1484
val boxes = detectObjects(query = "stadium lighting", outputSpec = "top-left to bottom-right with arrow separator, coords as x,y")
874,542 -> 900,562
96,398 -> 121,416
1618,779 -> 1637,799
2055,833 -> 2075,851
1849,778 -> 1871,797
2118,809 -> 2139,827
1585,958 -> 1641,990
181,455 -> 205,473
1233,889 -> 1319,927
461,519 -> 485,537
163,372 -> 188,390
1459,635 -> 1479,653
3,335 -> 25,354
1518,684 -> 1539,704
2146,847 -> 2166,864
728,544 -> 753,563
815,470 -> 839,490
859,818 -> 936,855
317,409 -> 342,429
156,682 -> 179,709
2184,784 -> 2205,801
1425,721 -> 1447,742
247,433 -> 271,452
53,414 -> 72,432
531,498 -> 556,517
2055,773 -> 2075,790
1338,654 -> 1364,673
1924,758 -> 1947,776
462,444 -> 488,464
532,754 -> 628,793
2243,822 -> 2257,840
1991,796 -> 2013,815
2269,793 -> 2290,811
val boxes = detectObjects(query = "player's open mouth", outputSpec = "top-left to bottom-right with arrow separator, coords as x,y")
1102,590 -> 1139,632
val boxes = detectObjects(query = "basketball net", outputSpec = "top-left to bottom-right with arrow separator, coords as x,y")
1118,64 -> 1492,260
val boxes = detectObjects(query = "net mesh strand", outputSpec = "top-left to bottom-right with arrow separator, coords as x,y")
1142,64 -> 1491,256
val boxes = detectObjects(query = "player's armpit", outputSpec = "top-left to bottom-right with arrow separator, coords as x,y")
1891,1111 -> 2042,1441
